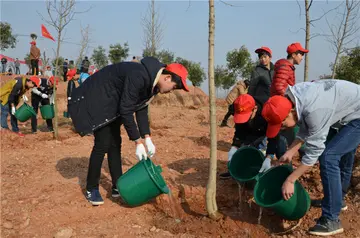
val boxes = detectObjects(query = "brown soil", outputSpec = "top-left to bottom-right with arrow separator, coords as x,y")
1,75 -> 360,237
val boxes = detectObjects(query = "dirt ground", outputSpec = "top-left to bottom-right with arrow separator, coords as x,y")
1,75 -> 360,238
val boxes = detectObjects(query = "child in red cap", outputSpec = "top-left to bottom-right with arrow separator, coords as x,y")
219,94 -> 287,179
270,42 -> 308,96
262,79 -> 360,236
68,57 -> 189,205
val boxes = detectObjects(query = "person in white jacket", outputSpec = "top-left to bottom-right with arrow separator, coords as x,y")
261,79 -> 360,236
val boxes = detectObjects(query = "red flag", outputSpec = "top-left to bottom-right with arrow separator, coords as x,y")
41,24 -> 55,42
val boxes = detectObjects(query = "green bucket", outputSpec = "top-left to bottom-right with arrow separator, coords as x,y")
228,146 -> 265,183
40,104 -> 55,119
254,165 -> 310,220
117,158 -> 170,207
14,103 -> 37,122
63,111 -> 70,118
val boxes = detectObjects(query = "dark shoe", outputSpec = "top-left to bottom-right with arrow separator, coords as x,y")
111,188 -> 120,198
48,128 -> 54,132
311,199 -> 348,211
220,121 -> 228,127
85,189 -> 104,206
219,172 -> 232,180
308,217 -> 344,236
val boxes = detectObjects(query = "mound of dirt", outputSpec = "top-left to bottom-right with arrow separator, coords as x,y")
151,86 -> 209,107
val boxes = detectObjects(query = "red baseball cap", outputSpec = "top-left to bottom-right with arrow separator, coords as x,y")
286,42 -> 309,54
262,95 -> 293,138
29,76 -> 40,87
165,63 -> 189,91
66,69 -> 77,80
49,76 -> 59,85
30,41 -> 36,45
233,94 -> 256,124
255,46 -> 272,56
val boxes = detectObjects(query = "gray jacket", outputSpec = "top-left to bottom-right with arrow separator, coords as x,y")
286,79 -> 360,166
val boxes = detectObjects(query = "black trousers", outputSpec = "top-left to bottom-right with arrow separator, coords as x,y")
86,118 -> 122,191
222,104 -> 235,123
31,95 -> 53,132
31,59 -> 39,75
63,70 -> 68,82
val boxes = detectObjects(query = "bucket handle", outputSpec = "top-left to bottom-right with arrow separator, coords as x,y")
148,156 -> 162,174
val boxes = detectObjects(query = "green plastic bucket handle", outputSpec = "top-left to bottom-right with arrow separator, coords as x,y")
144,158 -> 170,194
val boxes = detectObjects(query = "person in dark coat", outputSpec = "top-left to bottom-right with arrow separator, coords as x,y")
248,46 -> 274,107
31,76 -> 57,133
68,57 -> 189,205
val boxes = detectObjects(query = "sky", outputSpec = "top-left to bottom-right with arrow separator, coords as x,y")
1,0 -> 360,96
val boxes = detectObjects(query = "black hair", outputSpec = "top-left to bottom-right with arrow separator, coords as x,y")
162,69 -> 183,89
257,51 -> 271,58
287,50 -> 304,59
133,56 -> 136,59
244,79 -> 250,88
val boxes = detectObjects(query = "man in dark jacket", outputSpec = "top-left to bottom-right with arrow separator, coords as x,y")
219,94 -> 287,179
31,76 -> 57,133
68,57 -> 189,205
248,46 -> 274,106
80,56 -> 90,73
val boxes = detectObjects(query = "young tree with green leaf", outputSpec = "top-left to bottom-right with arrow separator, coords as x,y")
108,43 -> 130,64
91,46 -> 108,69
0,22 -> 17,50
226,45 -> 253,79
333,46 -> 360,84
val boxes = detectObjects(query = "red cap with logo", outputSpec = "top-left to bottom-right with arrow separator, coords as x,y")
233,94 -> 256,124
286,42 -> 309,54
255,46 -> 272,56
165,63 -> 189,92
66,69 -> 77,80
261,95 -> 293,138
29,76 -> 41,87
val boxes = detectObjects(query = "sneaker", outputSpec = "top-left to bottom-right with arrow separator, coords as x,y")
85,189 -> 104,205
311,199 -> 348,211
48,128 -> 54,132
219,172 -> 232,180
308,217 -> 344,236
111,188 -> 120,198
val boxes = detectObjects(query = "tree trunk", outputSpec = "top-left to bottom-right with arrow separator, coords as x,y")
151,0 -> 156,57
304,0 -> 310,82
331,0 -> 351,79
206,0 -> 220,220
53,17 -> 63,140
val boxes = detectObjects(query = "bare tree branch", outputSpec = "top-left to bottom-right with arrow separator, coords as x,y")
219,0 -> 242,7
187,0 -> 191,11
307,0 -> 314,11
309,2 -> 343,23
326,0 -> 360,78
141,0 -> 164,57
296,0 -> 302,18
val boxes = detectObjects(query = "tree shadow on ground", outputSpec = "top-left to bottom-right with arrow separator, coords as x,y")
55,156 -> 134,206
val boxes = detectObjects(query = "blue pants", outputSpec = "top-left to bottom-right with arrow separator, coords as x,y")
1,103 -> 19,132
319,119 -> 360,220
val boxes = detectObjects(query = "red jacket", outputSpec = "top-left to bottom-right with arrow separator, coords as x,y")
270,59 -> 295,96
